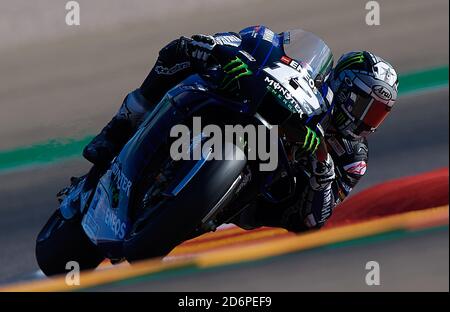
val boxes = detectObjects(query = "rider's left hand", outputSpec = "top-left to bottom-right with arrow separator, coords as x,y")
185,34 -> 218,70
309,153 -> 336,191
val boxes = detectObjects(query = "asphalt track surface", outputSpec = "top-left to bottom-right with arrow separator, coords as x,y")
1,0 -> 448,149
94,227 -> 450,292
0,0 -> 448,289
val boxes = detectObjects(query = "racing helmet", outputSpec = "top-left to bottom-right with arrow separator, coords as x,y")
328,51 -> 399,138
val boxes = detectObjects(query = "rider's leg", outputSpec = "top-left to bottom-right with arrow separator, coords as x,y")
82,89 -> 151,166
83,38 -> 193,166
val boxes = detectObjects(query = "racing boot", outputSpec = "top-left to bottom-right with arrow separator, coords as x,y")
82,117 -> 133,166
83,89 -> 152,167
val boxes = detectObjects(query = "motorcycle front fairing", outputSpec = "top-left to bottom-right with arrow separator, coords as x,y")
80,75 -> 249,258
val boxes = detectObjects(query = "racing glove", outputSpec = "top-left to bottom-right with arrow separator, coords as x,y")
288,123 -> 325,159
309,153 -> 336,191
184,34 -> 252,93
184,34 -> 218,70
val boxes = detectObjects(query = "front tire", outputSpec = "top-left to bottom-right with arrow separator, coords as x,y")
124,143 -> 246,262
35,211 -> 104,276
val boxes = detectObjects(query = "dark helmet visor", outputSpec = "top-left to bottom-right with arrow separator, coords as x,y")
345,89 -> 391,136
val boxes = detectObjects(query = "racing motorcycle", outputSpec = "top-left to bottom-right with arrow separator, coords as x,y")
36,28 -> 334,276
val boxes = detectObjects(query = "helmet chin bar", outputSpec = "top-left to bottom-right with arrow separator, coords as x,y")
331,84 -> 381,139
332,107 -> 373,140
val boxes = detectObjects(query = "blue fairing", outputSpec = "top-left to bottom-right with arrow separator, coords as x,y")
81,75 -> 247,258
79,27 -> 331,258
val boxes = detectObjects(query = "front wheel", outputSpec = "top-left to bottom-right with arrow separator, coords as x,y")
35,211 -> 104,276
124,142 -> 247,262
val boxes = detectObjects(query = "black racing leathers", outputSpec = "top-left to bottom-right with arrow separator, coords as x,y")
237,133 -> 368,232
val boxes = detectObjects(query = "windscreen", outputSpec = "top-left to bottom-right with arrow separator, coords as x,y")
281,29 -> 333,81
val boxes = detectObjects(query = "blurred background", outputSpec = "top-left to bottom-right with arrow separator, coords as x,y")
0,0 -> 448,289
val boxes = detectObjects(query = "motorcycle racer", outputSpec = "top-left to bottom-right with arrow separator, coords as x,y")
82,25 -> 399,232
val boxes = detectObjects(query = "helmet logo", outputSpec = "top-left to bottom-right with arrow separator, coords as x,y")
372,85 -> 392,101
373,61 -> 397,86
343,161 -> 367,175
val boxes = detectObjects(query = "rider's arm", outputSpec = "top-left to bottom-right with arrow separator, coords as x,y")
282,136 -> 369,232
139,32 -> 242,107
330,136 -> 369,203
139,38 -> 194,106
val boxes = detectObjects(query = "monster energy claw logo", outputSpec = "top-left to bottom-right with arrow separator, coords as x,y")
221,57 -> 253,90
334,111 -> 347,126
303,126 -> 321,153
335,52 -> 365,73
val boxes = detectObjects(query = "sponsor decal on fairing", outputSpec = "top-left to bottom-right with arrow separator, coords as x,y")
280,56 -> 317,93
262,28 -> 275,42
239,50 -> 256,62
263,62 -> 322,115
214,35 -> 241,47
264,76 -> 302,114
111,163 -> 133,198
104,209 -> 127,239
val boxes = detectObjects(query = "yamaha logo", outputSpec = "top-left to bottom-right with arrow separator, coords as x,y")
372,85 -> 392,101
